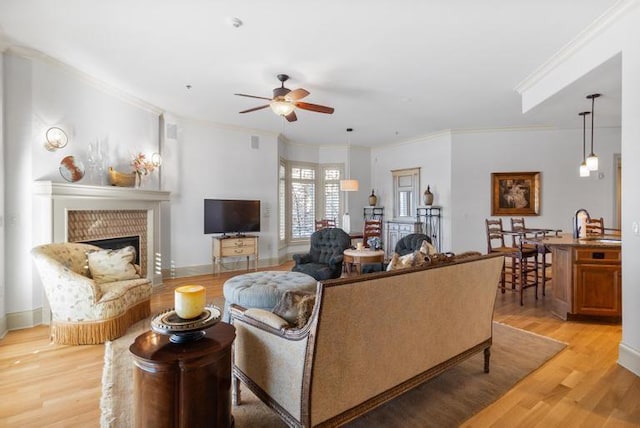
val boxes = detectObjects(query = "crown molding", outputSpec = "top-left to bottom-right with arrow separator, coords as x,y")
514,0 -> 638,95
6,45 -> 164,116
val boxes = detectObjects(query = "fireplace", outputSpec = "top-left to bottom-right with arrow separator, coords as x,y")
81,235 -> 141,266
33,181 -> 170,285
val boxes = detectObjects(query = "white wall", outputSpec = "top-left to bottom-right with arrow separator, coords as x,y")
371,132 -> 453,251
3,50 -> 160,329
165,119 -> 280,275
0,52 -> 6,336
451,127 -> 620,253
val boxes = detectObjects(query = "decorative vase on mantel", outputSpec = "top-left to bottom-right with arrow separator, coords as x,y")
368,189 -> 378,206
423,186 -> 434,206
135,171 -> 144,188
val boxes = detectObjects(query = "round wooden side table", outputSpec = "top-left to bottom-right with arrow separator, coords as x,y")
130,322 -> 236,428
343,249 -> 385,275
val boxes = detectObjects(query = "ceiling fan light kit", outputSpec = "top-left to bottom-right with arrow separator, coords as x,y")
235,74 -> 334,122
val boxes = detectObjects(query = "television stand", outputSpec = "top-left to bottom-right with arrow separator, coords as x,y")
212,235 -> 259,275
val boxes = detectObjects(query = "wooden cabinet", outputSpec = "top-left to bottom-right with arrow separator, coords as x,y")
551,245 -> 621,321
385,221 -> 422,259
130,322 -> 236,428
212,235 -> 258,274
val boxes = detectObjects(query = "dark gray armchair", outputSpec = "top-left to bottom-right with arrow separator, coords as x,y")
395,233 -> 431,256
292,228 -> 352,281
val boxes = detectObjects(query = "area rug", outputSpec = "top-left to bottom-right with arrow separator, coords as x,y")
100,302 -> 566,428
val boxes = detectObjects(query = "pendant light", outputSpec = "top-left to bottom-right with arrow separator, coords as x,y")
586,93 -> 601,171
579,111 -> 590,177
340,128 -> 358,232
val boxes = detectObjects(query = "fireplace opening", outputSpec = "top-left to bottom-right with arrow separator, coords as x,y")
81,235 -> 141,265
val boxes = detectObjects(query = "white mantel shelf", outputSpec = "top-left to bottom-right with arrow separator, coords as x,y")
33,180 -> 170,201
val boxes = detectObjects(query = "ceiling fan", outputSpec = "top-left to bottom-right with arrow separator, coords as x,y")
235,74 -> 335,122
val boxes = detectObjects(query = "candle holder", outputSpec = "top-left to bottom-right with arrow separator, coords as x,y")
151,305 -> 221,343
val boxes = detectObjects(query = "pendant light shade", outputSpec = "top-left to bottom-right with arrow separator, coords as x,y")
579,111 -> 591,177
339,179 -> 359,191
586,93 -> 601,171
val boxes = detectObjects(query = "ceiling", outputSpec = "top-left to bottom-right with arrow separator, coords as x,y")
0,0 -> 622,147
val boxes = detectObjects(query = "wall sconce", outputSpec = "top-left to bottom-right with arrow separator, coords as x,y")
151,152 -> 162,167
579,111 -> 590,177
44,127 -> 68,151
586,93 -> 601,171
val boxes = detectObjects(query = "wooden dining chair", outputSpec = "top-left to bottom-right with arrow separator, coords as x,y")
511,217 -> 552,296
486,218 -> 538,305
315,218 -> 336,231
362,219 -> 382,247
585,217 -> 605,235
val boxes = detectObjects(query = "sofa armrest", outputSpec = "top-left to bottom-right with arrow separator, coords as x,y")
230,303 -> 311,422
292,253 -> 312,264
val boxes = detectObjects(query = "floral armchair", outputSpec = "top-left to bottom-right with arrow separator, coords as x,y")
291,228 -> 352,281
31,242 -> 152,345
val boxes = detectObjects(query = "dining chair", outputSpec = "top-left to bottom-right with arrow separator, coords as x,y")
585,217 -> 605,235
362,219 -> 382,247
314,218 -> 336,231
486,218 -> 538,305
511,217 -> 552,296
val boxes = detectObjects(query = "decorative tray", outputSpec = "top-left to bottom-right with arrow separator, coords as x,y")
151,305 -> 221,343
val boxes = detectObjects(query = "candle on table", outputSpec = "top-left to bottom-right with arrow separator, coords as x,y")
356,242 -> 364,251
174,285 -> 206,319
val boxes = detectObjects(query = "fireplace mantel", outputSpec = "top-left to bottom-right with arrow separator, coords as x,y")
33,180 -> 170,287
33,180 -> 170,202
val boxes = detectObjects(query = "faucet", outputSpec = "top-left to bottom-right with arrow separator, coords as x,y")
573,208 -> 591,238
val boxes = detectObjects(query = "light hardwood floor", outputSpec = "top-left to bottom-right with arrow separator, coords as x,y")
1,263 -> 639,427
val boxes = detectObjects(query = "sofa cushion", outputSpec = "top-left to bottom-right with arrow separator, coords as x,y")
245,308 -> 290,330
272,290 -> 316,328
87,246 -> 140,284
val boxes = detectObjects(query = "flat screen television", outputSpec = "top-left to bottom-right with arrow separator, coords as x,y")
204,199 -> 261,235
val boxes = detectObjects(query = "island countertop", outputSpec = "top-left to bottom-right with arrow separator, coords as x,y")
527,232 -> 621,248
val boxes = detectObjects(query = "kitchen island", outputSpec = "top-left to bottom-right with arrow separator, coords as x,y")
533,233 -> 621,321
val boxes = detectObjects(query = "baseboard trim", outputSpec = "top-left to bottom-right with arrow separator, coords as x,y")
618,341 -> 640,377
162,256 -> 286,279
6,308 -> 43,331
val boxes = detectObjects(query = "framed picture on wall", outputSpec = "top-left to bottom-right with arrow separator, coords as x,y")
491,171 -> 540,216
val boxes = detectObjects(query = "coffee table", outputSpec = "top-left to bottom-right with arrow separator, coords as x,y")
343,249 -> 385,275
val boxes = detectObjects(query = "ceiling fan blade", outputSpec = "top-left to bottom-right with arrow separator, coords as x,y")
234,93 -> 273,101
295,102 -> 335,114
285,88 -> 310,101
285,111 -> 298,122
239,105 -> 270,114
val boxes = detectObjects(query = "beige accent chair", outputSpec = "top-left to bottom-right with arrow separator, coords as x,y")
31,242 -> 152,345
231,254 -> 503,427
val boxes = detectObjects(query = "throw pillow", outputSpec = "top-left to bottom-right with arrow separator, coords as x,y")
419,240 -> 437,255
272,290 -> 316,328
87,246 -> 140,284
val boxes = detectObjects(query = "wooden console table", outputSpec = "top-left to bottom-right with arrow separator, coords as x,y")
130,322 -> 236,428
212,235 -> 259,274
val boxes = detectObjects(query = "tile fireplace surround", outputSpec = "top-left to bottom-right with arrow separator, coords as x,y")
33,181 -> 170,288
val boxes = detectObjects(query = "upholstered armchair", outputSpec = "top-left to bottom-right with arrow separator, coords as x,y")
31,242 -> 152,345
291,228 -> 351,280
395,233 -> 432,256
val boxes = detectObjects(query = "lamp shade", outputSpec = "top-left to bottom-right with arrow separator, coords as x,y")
586,153 -> 598,171
270,100 -> 295,116
579,162 -> 590,177
340,179 -> 359,191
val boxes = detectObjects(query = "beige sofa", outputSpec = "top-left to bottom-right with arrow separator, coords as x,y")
230,253 -> 504,427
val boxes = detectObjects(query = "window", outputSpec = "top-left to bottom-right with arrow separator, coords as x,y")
392,167 -> 420,219
291,165 -> 316,239
279,160 -> 286,242
280,161 -> 344,241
